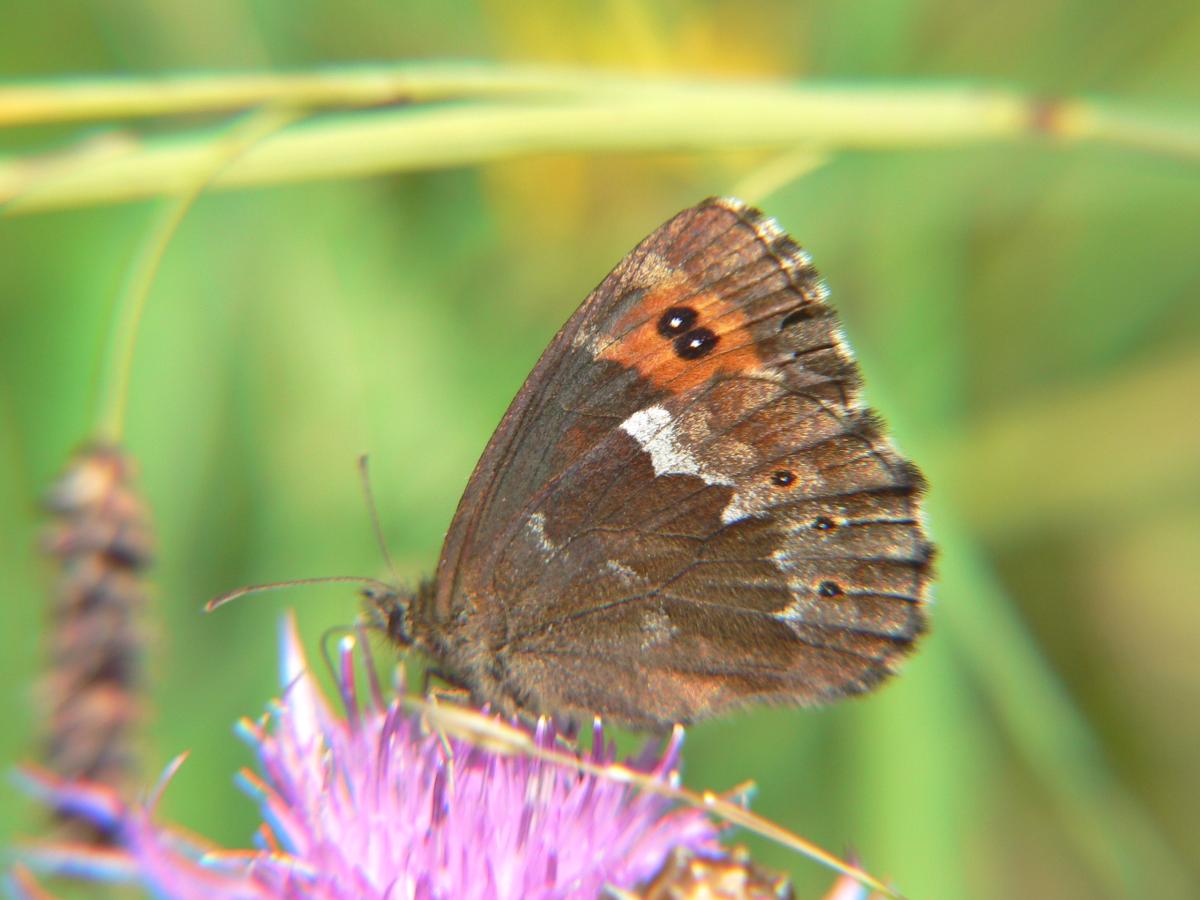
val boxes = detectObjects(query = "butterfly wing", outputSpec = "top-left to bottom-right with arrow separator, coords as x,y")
426,197 -> 932,729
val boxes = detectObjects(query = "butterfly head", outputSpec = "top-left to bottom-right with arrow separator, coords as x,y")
360,579 -> 439,650
360,583 -> 412,646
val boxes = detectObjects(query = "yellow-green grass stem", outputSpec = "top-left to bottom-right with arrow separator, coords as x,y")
933,516 -> 1194,897
3,79 -> 1195,215
0,63 -> 641,127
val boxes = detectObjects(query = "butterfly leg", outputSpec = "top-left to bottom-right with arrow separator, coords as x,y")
421,666 -> 473,701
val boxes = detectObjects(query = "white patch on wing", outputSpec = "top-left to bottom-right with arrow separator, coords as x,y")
640,607 -> 677,650
620,406 -> 785,526
775,595 -> 814,631
525,511 -> 558,556
606,559 -> 639,584
721,496 -> 752,525
721,485 -> 789,525
720,475 -> 778,526
620,405 -> 733,487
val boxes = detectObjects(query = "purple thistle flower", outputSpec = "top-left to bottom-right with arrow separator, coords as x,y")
14,613 -> 722,899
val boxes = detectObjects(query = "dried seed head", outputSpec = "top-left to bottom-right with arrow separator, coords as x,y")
40,443 -> 153,843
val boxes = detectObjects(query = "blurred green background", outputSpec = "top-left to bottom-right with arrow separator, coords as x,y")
2,2 -> 1198,898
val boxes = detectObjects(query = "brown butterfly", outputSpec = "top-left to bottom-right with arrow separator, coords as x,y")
375,197 -> 933,732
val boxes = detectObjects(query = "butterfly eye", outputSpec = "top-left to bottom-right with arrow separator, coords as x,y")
673,328 -> 719,360
811,515 -> 837,531
817,580 -> 844,597
771,470 -> 796,487
657,306 -> 698,337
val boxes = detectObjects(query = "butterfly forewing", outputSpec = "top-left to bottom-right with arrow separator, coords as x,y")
421,197 -> 932,730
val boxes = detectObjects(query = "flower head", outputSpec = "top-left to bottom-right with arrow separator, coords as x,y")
15,613 -> 721,898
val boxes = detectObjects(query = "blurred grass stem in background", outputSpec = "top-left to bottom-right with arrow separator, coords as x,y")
2,28 -> 1197,897
934,352 -> 1200,541
934,516 -> 1190,895
2,67 -> 1198,214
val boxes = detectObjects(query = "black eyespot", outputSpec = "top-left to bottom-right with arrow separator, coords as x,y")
674,327 -> 719,360
780,306 -> 819,330
817,580 -> 843,597
812,516 -> 837,531
771,470 -> 796,487
657,306 -> 698,337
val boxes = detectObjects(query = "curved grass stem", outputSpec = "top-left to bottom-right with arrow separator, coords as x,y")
92,105 -> 299,441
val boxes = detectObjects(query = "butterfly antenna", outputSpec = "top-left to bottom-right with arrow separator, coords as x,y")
358,454 -> 400,586
204,576 -> 397,613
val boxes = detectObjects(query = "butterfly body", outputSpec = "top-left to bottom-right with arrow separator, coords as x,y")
388,197 -> 932,732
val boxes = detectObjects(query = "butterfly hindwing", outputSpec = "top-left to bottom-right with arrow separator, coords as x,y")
424,198 -> 932,729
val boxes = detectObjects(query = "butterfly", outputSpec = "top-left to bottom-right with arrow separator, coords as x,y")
377,197 -> 933,731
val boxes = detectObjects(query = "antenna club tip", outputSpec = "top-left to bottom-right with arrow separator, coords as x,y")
204,594 -> 232,613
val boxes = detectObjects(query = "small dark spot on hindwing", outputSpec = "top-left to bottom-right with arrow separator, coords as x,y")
780,306 -> 820,331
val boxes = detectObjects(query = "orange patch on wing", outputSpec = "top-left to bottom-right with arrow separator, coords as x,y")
598,277 -> 763,395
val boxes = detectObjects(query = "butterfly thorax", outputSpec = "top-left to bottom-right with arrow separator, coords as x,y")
405,583 -> 537,718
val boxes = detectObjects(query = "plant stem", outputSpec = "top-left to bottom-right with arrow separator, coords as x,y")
93,106 -> 298,441
2,73 -> 1195,215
